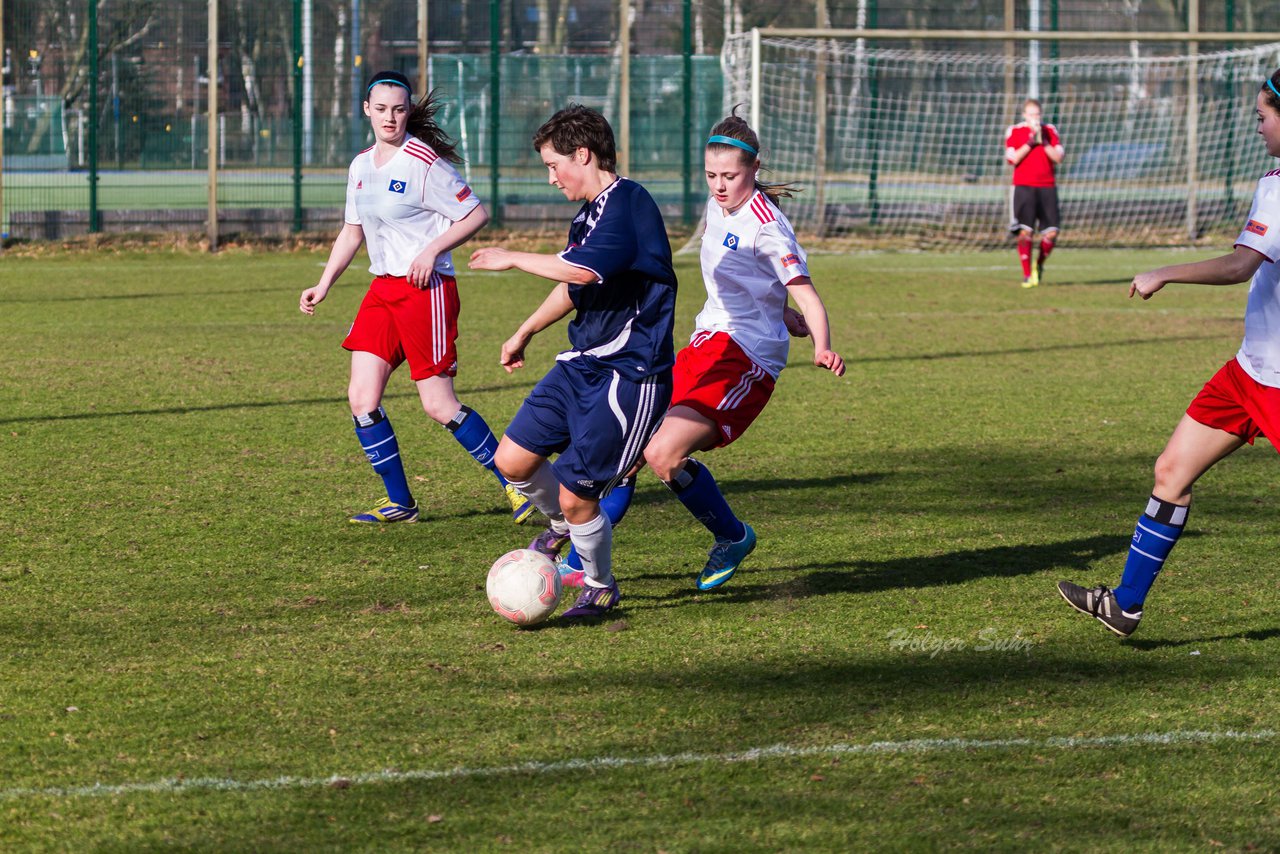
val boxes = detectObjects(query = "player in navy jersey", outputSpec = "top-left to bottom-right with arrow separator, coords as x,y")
556,111 -> 844,591
470,104 -> 677,620
299,71 -> 533,525
1058,70 -> 1280,637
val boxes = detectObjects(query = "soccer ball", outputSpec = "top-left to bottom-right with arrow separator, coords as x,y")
486,548 -> 562,626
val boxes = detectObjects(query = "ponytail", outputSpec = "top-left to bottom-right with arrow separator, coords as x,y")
406,90 -> 463,165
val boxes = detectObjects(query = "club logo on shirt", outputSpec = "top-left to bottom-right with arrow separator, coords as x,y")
356,180 -> 363,190
781,253 -> 800,267
1247,219 -> 1269,236
388,178 -> 407,194
723,233 -> 740,251
456,186 -> 472,202
573,212 -> 587,225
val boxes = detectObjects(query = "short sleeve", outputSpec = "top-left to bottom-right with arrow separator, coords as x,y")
1235,179 -> 1280,262
422,158 -> 481,221
559,193 -> 639,283
344,163 -> 361,225
756,222 -> 809,285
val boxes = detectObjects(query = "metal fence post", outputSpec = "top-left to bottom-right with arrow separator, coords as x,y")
682,0 -> 692,224
489,0 -> 500,226
293,0 -> 304,232
0,0 -> 6,244
208,0 -> 219,250
88,0 -> 100,233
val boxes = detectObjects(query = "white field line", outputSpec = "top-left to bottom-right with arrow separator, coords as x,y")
1,729 -> 1272,803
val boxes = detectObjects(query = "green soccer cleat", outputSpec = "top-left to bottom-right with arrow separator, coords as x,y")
505,483 -> 536,525
349,497 -> 419,524
697,523 -> 757,591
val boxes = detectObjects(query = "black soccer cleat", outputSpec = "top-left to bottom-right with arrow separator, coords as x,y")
1057,581 -> 1142,638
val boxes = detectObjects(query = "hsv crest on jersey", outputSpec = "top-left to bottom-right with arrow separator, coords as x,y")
456,186 -> 472,202
781,253 -> 800,267
388,178 -> 407,194
723,233 -> 740,251
1247,219 -> 1269,236
356,180 -> 363,190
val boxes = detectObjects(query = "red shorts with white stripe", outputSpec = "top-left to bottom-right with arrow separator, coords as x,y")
1185,357 -> 1280,450
342,274 -> 460,381
671,330 -> 776,448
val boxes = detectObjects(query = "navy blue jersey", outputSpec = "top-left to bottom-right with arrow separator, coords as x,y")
556,178 -> 677,381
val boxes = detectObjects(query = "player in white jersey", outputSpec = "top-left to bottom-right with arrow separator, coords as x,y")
556,112 -> 845,591
1058,71 -> 1280,637
299,71 -> 533,525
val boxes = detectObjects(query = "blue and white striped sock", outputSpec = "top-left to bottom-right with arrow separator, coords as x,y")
446,406 -> 507,486
354,407 -> 413,507
665,458 -> 746,544
1113,495 -> 1188,612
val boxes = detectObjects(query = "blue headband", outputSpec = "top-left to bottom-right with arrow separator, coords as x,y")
707,134 -> 758,157
367,77 -> 411,95
1268,79 -> 1280,100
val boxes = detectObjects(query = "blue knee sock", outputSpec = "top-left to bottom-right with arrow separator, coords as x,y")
446,405 -> 507,486
354,407 -> 413,507
563,477 -> 636,571
1113,495 -> 1188,612
664,458 -> 746,543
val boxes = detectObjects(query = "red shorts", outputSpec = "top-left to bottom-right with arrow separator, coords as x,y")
342,273 -> 460,381
1185,357 -> 1280,449
671,330 -> 776,448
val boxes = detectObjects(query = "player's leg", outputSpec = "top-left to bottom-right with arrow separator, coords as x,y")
1059,414 -> 1244,636
557,369 -> 669,619
402,273 -> 533,524
558,474 -> 637,587
497,365 -> 576,557
417,375 -> 534,524
558,488 -> 623,618
1012,187 -> 1036,287
646,408 -> 755,590
347,349 -> 419,523
1035,187 -> 1061,283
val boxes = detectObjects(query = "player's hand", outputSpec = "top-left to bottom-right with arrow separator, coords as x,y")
407,251 -> 438,289
470,247 -> 515,271
300,285 -> 328,315
815,349 -> 845,377
1129,270 -> 1168,300
783,306 -> 811,338
500,331 -> 531,373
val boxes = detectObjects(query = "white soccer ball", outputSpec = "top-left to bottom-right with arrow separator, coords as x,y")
486,548 -> 562,626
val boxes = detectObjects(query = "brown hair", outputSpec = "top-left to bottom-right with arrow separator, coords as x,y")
532,104 -> 618,173
406,90 -> 463,165
706,108 -> 800,204
1024,97 -> 1042,109
1262,71 -> 1280,114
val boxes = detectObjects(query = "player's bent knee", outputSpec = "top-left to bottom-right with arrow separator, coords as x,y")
1152,450 -> 1193,497
643,443 -> 683,482
494,440 -> 537,482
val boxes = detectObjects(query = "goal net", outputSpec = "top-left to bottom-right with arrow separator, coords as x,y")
721,34 -> 1280,249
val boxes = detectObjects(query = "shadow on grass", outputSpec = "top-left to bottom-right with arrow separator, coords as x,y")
855,334 -> 1227,365
0,384 -> 519,425
1124,627 -> 1280,651
626,533 -> 1132,604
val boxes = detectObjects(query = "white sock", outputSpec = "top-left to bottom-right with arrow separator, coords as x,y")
507,461 -> 566,531
569,513 -> 613,587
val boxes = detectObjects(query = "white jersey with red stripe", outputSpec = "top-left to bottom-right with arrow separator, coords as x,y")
696,190 -> 811,378
1233,167 -> 1280,387
344,137 -> 480,277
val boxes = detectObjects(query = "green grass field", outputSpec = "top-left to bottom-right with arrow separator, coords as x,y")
3,245 -> 1280,851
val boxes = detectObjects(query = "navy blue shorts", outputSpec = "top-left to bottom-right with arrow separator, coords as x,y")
505,361 -> 672,499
